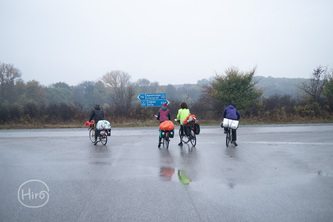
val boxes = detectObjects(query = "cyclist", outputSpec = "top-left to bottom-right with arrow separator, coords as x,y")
156,103 -> 171,147
176,102 -> 190,146
89,104 -> 105,144
223,103 -> 240,146
156,103 -> 170,123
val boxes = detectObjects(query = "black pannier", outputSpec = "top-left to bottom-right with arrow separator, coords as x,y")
194,123 -> 200,135
184,125 -> 191,136
169,130 -> 174,138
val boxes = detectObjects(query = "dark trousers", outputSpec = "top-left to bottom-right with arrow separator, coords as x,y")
94,120 -> 101,141
225,128 -> 237,141
95,129 -> 100,141
179,125 -> 184,142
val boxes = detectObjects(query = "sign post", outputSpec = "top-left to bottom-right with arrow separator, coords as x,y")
138,93 -> 169,107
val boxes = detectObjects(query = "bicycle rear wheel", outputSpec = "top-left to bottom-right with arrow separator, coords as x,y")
163,134 -> 169,149
190,130 -> 196,147
100,135 -> 107,145
89,128 -> 95,143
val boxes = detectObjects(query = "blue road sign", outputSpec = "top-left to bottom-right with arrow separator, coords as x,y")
138,93 -> 166,101
140,99 -> 169,107
138,93 -> 168,107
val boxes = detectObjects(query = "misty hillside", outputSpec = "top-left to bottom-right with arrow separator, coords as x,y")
252,76 -> 307,98
171,76 -> 307,101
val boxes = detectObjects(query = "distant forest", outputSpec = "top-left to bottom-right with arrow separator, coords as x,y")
1,62 -> 333,127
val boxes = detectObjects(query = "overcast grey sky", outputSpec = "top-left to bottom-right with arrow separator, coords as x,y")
1,0 -> 332,86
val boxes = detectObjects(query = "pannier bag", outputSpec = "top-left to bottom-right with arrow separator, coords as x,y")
194,123 -> 200,135
222,118 -> 239,129
184,125 -> 191,136
96,120 -> 112,130
160,130 -> 166,138
160,129 -> 175,138
169,130 -> 174,138
159,120 -> 175,131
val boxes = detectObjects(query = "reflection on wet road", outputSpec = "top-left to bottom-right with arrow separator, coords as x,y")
1,124 -> 333,222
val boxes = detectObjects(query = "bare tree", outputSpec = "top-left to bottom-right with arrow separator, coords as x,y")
102,71 -> 135,116
137,78 -> 150,93
136,78 -> 159,93
298,66 -> 328,102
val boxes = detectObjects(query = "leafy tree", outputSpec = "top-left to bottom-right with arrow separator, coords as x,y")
72,81 -> 95,108
197,78 -> 210,86
206,67 -> 262,113
323,70 -> 333,111
323,70 -> 333,99
0,62 -> 22,103
166,84 -> 177,100
46,82 -> 72,105
24,80 -> 47,105
53,82 -> 71,90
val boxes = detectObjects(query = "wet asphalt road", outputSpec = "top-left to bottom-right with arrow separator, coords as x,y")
0,124 -> 333,222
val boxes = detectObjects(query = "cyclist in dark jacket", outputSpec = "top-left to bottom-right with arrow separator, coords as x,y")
89,104 -> 105,144
223,104 -> 240,146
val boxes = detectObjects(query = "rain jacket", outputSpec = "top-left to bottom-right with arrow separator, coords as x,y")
177,108 -> 190,125
223,105 -> 240,120
89,107 -> 105,123
157,106 -> 170,123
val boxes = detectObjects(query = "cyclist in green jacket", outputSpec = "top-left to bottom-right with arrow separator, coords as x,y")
176,102 -> 190,146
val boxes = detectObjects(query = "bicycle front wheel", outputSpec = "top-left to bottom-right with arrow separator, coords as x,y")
89,128 -> 95,143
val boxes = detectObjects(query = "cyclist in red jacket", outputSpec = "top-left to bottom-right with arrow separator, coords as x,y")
156,103 -> 171,147
157,103 -> 170,123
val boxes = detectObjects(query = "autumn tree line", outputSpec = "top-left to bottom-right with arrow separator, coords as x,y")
1,62 -> 333,127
